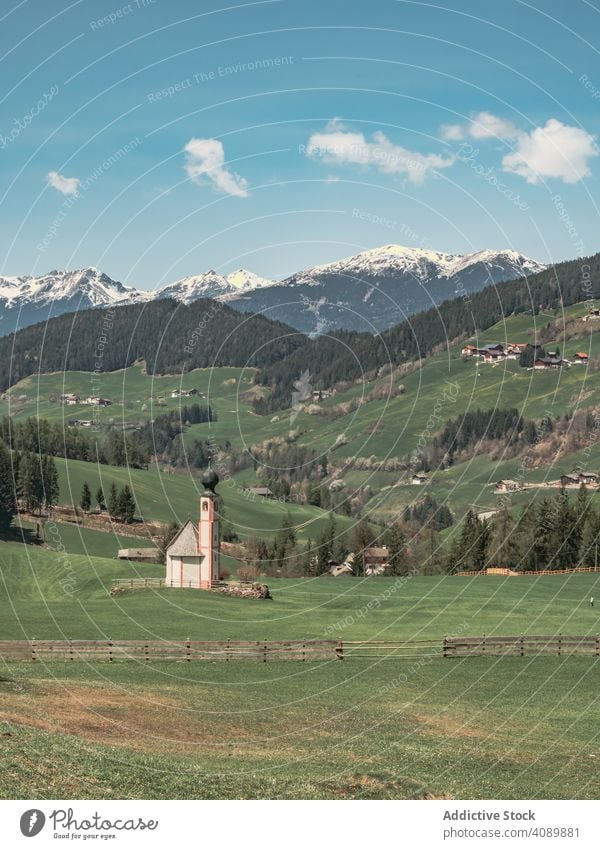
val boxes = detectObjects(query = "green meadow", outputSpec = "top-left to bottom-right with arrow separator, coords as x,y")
0,543 -> 598,800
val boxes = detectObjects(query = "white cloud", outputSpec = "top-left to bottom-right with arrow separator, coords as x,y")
184,137 -> 249,197
468,111 -> 519,141
46,170 -> 80,195
306,119 -> 454,184
502,119 -> 599,184
442,111 -> 599,184
440,123 -> 464,141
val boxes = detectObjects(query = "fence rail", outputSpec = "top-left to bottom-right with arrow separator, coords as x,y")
0,638 -> 341,663
110,579 -> 255,591
443,634 -> 600,657
0,635 -> 597,662
455,566 -> 599,577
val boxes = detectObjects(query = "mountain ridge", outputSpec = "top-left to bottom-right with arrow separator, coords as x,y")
0,244 -> 545,336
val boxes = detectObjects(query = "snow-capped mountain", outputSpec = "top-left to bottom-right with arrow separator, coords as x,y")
0,246 -> 545,336
226,245 -> 547,332
287,245 -> 544,285
156,269 -> 273,305
0,267 -> 150,335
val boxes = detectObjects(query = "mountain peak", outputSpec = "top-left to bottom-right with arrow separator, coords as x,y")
0,244 -> 547,336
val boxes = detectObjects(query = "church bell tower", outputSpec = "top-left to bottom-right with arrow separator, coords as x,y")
198,467 -> 220,585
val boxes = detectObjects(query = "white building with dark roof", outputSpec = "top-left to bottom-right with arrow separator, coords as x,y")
165,468 -> 221,588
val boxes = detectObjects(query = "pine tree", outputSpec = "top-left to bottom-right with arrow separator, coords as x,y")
96,487 -> 106,510
548,487 -> 580,569
350,517 -> 375,575
582,509 -> 600,569
384,522 -> 408,575
18,451 -> 43,514
316,512 -> 337,574
455,510 -> 489,572
0,441 -> 17,531
118,485 -> 136,524
488,505 -> 518,569
80,482 -> 91,512
107,482 -> 119,518
302,539 -> 316,576
42,455 -> 59,509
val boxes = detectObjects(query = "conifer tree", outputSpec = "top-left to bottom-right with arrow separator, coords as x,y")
316,512 -> 338,574
80,482 -> 91,512
582,508 -> 600,569
96,487 -> 106,510
0,441 -> 17,531
18,451 -> 43,514
41,455 -> 59,509
488,505 -> 518,569
107,482 -> 119,518
118,485 -> 136,524
384,522 -> 409,575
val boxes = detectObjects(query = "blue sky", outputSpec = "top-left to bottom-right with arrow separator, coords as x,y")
1,0 -> 600,289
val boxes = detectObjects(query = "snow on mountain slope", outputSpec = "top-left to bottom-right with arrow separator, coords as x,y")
225,269 -> 274,291
0,267 -> 148,308
283,244 -> 545,287
156,268 -> 274,304
0,247 -> 546,336
226,245 -> 547,333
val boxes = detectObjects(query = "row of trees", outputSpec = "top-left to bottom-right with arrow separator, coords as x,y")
402,494 -> 453,531
0,445 -> 60,528
243,512 -> 411,578
447,486 -> 600,572
0,406 -> 215,471
80,482 -> 137,523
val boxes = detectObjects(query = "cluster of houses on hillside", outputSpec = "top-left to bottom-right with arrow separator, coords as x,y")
461,342 -> 589,369
495,470 -> 598,493
170,388 -> 201,399
59,394 -> 111,406
462,342 -> 525,362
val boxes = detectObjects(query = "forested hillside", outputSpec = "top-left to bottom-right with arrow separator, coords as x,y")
0,251 -> 598,406
0,298 -> 306,390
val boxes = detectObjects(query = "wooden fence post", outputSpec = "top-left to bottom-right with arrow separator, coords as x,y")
482,633 -> 486,654
69,639 -> 74,662
108,639 -> 113,663
144,642 -> 149,662
557,633 -> 562,656
520,633 -> 524,657
302,642 -> 306,662
31,638 -> 36,662
263,641 -> 268,663
442,635 -> 448,658
596,635 -> 600,657
186,638 -> 191,662
226,639 -> 231,661
336,640 -> 344,661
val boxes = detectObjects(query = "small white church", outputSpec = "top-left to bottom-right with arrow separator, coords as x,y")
165,467 -> 221,589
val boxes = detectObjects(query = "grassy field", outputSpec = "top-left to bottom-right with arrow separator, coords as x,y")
2,541 -> 599,641
0,543 -> 599,799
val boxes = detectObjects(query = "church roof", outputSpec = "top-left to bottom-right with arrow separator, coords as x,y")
166,520 -> 202,556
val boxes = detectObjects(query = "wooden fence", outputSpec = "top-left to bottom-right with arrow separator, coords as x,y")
0,635 -> 598,662
0,639 -> 341,663
455,566 -> 599,577
110,578 -> 254,591
443,634 -> 600,657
